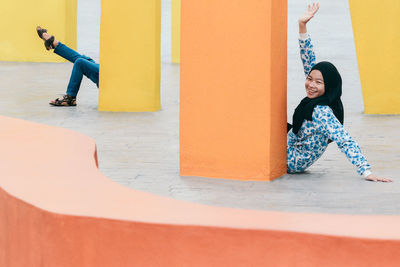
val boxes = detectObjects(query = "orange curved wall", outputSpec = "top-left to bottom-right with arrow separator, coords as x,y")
179,0 -> 287,181
1,116 -> 400,266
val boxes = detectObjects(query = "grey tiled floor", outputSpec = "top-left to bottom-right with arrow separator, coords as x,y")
1,0 -> 399,214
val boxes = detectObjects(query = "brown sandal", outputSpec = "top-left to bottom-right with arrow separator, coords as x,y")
44,36 -> 55,50
36,26 -> 47,39
36,26 -> 56,50
49,95 -> 77,106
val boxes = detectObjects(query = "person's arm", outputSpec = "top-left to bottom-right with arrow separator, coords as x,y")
298,3 -> 319,34
298,3 -> 319,76
299,32 -> 315,76
312,106 -> 392,182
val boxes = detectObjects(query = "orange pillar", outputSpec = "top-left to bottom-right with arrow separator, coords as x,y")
180,0 -> 287,181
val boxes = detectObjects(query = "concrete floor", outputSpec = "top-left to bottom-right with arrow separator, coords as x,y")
0,0 -> 399,215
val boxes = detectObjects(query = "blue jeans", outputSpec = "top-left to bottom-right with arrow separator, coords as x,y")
54,42 -> 99,97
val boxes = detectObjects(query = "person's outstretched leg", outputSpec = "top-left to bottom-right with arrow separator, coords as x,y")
39,31 -> 95,64
54,42 -> 94,63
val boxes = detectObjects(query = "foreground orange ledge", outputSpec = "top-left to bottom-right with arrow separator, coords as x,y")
1,115 -> 400,266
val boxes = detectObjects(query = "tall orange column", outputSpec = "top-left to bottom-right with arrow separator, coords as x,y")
180,0 -> 287,181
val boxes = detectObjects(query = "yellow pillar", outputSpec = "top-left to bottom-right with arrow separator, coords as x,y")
171,0 -> 181,63
349,0 -> 400,114
0,0 -> 76,62
99,0 -> 161,112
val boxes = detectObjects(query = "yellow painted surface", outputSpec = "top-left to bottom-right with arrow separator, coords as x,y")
0,0 -> 76,62
349,0 -> 400,114
171,0 -> 181,63
99,0 -> 161,112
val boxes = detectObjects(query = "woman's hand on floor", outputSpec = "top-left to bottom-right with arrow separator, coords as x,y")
365,174 -> 393,182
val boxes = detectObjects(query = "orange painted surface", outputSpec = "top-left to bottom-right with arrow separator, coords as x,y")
180,0 -> 287,181
1,115 -> 400,266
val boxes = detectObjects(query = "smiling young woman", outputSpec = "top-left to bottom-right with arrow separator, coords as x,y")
286,3 -> 392,183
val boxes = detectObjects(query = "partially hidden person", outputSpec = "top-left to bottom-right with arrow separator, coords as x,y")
36,26 -> 99,106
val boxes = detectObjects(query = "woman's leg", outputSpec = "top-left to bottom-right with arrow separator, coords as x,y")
66,58 -> 99,97
40,31 -> 95,64
54,42 -> 95,64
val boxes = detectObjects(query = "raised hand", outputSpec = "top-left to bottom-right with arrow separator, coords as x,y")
299,3 -> 320,25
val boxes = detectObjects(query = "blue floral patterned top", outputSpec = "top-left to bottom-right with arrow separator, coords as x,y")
287,34 -> 371,176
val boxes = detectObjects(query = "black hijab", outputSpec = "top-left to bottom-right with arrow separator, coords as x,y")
291,61 -> 344,135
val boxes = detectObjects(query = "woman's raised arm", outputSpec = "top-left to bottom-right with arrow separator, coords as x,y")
298,3 -> 319,34
298,3 -> 319,76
